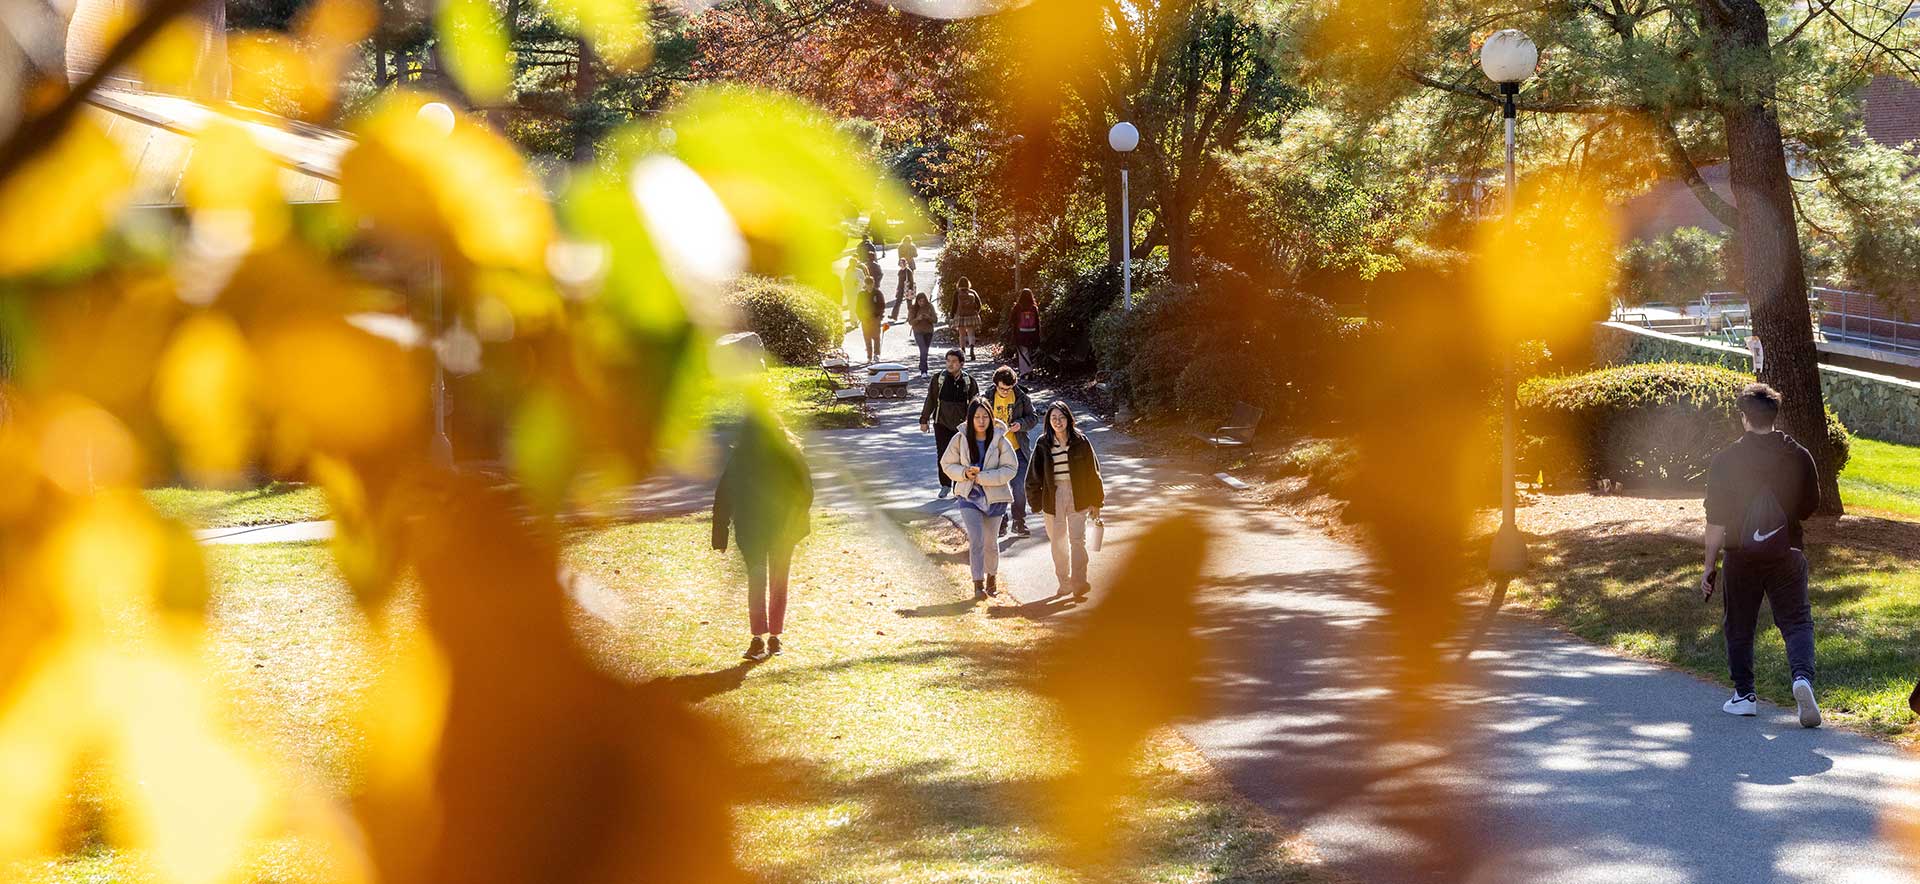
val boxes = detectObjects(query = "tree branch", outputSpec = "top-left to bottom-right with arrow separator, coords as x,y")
1398,68 -> 1643,114
1650,114 -> 1741,228
0,0 -> 201,184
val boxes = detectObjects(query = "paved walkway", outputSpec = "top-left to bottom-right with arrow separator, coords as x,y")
818,276 -> 1920,884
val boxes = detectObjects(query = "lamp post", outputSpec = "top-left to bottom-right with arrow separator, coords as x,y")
419,101 -> 457,467
1480,29 -> 1537,578
1108,121 -> 1139,310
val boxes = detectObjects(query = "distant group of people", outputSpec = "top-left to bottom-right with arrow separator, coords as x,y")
924,359 -> 1102,598
712,242 -> 1099,660
841,234 -> 1043,372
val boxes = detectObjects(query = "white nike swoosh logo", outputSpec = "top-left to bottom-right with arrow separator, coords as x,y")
1754,527 -> 1783,542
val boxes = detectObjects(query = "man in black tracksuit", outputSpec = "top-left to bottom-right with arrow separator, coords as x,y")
1701,383 -> 1822,727
919,350 -> 978,498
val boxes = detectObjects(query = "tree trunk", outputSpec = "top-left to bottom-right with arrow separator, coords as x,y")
1702,0 -> 1843,514
571,37 -> 596,164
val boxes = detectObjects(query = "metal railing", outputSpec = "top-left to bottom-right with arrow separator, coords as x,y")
1815,286 -> 1920,357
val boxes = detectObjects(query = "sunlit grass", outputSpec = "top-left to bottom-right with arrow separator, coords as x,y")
17,511 -> 1317,883
566,513 -> 1322,883
144,483 -> 330,528
1839,437 -> 1920,521
1513,530 -> 1920,739
705,364 -> 868,430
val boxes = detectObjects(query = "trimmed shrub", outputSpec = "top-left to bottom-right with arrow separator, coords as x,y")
724,276 -> 838,365
1090,269 -> 1347,425
1039,261 -> 1166,373
1519,362 -> 1851,487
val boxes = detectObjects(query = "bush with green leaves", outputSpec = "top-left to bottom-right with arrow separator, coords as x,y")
935,232 -> 1015,328
1091,268 -> 1346,425
724,276 -> 839,365
1519,362 -> 1850,488
1041,260 -> 1167,373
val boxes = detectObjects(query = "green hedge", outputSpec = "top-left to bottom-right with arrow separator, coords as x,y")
1519,362 -> 1851,487
724,277 -> 838,365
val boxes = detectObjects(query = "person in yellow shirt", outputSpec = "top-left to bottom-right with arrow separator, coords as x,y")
988,365 -> 1037,538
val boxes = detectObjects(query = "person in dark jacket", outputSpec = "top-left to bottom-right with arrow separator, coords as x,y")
1701,382 -> 1823,727
1026,400 -> 1104,596
891,253 -> 915,320
1007,289 -> 1042,376
713,417 -> 814,662
857,272 -> 886,363
988,365 -> 1037,538
906,291 -> 938,375
919,350 -> 978,498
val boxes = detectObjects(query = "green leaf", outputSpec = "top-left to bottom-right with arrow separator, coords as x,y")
540,0 -> 650,70
438,0 -> 513,103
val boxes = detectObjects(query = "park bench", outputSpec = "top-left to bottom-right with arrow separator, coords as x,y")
1199,401 -> 1264,450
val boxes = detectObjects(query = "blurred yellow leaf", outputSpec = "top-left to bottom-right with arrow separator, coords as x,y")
38,397 -> 142,495
541,0 -> 650,70
229,33 -> 327,121
298,0 -> 378,49
439,0 -> 514,104
135,17 -> 212,97
1467,184 -> 1616,349
0,119 -> 130,276
665,88 -> 917,298
310,454 -> 403,608
340,94 -> 556,271
1042,514 -> 1210,865
0,646 -> 96,866
155,312 -> 259,485
508,387 -> 582,514
257,316 -> 427,461
104,650 -> 272,884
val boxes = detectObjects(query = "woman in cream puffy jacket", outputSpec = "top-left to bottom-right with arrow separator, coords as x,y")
941,399 -> 1020,598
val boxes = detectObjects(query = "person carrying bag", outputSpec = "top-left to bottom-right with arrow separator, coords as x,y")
1024,401 -> 1104,597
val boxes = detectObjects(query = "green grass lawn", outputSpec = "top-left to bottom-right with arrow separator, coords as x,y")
144,483 -> 330,528
1512,520 -> 1920,739
1839,437 -> 1920,520
17,510 -> 1318,882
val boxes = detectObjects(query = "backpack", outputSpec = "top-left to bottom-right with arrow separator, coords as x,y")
1733,449 -> 1792,559
1017,310 -> 1038,333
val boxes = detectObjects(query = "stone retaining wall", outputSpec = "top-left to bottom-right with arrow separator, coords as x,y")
1594,321 -> 1920,444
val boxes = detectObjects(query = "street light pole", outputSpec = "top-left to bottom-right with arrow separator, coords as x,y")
419,101 -> 457,467
1107,121 -> 1140,310
1481,30 -> 1536,578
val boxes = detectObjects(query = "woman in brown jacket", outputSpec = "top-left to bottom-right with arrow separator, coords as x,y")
951,277 -> 983,362
906,290 -> 938,375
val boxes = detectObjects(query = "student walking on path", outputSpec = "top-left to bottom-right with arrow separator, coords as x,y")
1025,401 -> 1103,596
1701,382 -> 1823,728
951,278 -> 984,362
891,253 -> 915,320
842,261 -> 866,326
856,272 -> 886,363
906,291 -> 938,376
1007,289 -> 1041,376
712,417 -> 814,662
920,350 -> 979,498
942,398 -> 1020,599
988,365 -> 1036,538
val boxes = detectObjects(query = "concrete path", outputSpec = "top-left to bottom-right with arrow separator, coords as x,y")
819,280 -> 1920,884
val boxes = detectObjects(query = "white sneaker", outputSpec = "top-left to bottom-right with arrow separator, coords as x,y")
1793,678 -> 1822,728
1723,693 -> 1757,716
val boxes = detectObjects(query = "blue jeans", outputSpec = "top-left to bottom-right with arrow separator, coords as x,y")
957,504 -> 1002,581
915,331 -> 933,373
1010,438 -> 1030,526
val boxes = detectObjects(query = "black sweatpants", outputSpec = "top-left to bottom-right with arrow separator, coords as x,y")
1723,549 -> 1816,696
933,423 -> 958,489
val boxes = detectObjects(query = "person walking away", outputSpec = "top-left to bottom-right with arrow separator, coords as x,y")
841,259 -> 865,329
1026,401 -> 1103,596
892,253 -> 915,320
919,350 -> 978,498
1701,383 -> 1822,727
989,365 -> 1036,538
712,416 -> 813,662
952,278 -> 983,362
855,272 -> 885,363
942,398 -> 1019,599
898,234 -> 918,265
907,291 -> 938,376
1008,289 -> 1042,376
